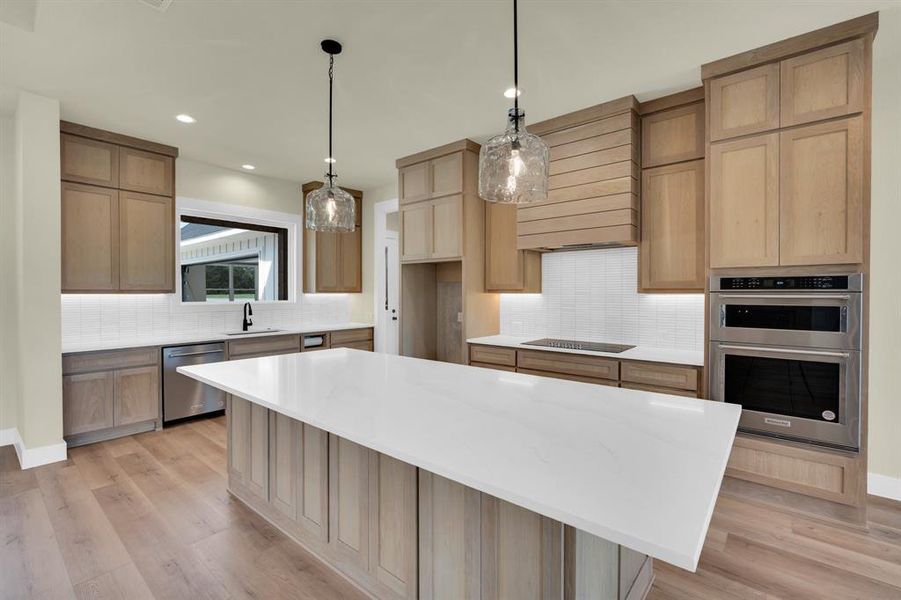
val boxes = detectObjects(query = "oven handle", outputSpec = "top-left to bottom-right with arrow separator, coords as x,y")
716,344 -> 850,358
716,294 -> 851,300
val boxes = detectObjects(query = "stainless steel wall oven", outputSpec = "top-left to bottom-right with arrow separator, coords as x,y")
709,274 -> 862,450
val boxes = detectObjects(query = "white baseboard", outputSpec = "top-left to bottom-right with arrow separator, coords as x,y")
0,427 -> 67,470
868,472 -> 901,502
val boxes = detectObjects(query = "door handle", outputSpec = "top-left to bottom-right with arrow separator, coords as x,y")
167,350 -> 225,358
717,344 -> 850,358
716,294 -> 851,300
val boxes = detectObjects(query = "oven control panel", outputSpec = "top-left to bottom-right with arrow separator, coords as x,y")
714,274 -> 861,291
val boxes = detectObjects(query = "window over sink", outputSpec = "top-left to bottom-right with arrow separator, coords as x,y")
179,215 -> 288,302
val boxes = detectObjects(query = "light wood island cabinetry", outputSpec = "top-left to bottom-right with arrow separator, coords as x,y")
60,121 -> 177,293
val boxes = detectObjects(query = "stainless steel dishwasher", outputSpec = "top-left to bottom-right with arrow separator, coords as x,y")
162,342 -> 227,423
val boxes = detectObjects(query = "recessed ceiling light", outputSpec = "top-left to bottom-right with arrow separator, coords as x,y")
324,157 -> 336,164
175,114 -> 196,123
241,164 -> 256,170
504,87 -> 521,99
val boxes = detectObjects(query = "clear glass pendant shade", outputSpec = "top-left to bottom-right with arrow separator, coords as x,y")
305,178 -> 356,232
479,109 -> 549,204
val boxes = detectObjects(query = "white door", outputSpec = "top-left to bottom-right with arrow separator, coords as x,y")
381,233 -> 400,354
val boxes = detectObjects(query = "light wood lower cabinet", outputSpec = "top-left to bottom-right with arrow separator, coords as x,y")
63,347 -> 160,443
329,435 -> 372,572
369,453 -> 418,599
63,371 -> 115,436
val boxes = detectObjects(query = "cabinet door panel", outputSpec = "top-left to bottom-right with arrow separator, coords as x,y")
709,64 -> 780,141
399,162 -> 429,204
430,153 -> 463,198
781,39 -> 864,127
227,396 -> 250,486
114,366 -> 159,426
61,134 -> 119,188
486,202 -> 540,292
779,116 -> 863,265
709,133 -> 780,268
640,160 -> 704,291
400,203 -> 431,261
298,424 -> 329,540
641,103 -> 705,168
64,371 -> 115,436
119,147 -> 173,196
315,232 -> 341,292
481,495 -> 562,600
329,435 -> 370,570
431,195 -> 463,259
339,229 -> 363,292
269,411 -> 298,520
370,453 -> 417,599
61,183 -> 119,291
247,403 -> 269,501
119,191 -> 174,291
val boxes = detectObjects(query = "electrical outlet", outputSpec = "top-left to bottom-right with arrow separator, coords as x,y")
457,312 -> 463,323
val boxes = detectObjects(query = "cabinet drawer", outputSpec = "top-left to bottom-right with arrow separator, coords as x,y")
228,334 -> 301,358
620,361 -> 698,391
517,367 -> 618,387
470,361 -> 516,373
332,340 -> 373,352
330,328 -> 373,345
620,382 -> 698,398
63,347 -> 159,374
469,345 -> 516,367
517,350 -> 619,381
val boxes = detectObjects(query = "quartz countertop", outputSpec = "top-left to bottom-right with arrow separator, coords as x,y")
467,334 -> 705,366
61,322 -> 374,354
178,349 -> 739,571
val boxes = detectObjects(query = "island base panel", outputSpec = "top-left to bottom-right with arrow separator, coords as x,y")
227,395 -> 654,600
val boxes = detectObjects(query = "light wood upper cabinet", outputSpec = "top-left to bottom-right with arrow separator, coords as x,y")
63,371 -> 115,436
119,191 -> 174,291
780,116 -> 863,265
303,186 -> 363,293
485,202 -> 541,293
118,146 -> 174,196
640,160 -> 705,291
641,103 -> 705,168
781,39 -> 864,127
709,63 -> 780,141
61,134 -> 119,188
61,182 -> 119,291
399,161 -> 429,204
709,133 -> 780,268
430,152 -> 463,198
61,124 -> 177,294
400,202 -> 432,261
431,195 -> 463,259
114,365 -> 159,426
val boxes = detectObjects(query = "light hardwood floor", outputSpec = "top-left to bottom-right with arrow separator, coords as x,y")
2,417 -> 900,599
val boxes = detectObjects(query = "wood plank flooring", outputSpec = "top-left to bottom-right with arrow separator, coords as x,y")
2,416 -> 900,599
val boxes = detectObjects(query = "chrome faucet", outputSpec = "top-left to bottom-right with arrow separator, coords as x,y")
242,302 -> 253,332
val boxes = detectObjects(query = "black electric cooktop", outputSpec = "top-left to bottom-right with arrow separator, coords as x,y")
523,338 -> 635,353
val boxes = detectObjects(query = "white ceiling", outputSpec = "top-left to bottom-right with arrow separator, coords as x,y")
0,0 -> 894,189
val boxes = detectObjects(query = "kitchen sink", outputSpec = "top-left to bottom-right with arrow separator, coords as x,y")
225,328 -> 284,336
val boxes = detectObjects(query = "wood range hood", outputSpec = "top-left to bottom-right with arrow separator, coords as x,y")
517,95 -> 640,252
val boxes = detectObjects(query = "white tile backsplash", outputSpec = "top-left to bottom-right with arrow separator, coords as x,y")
500,247 -> 705,351
61,293 -> 351,346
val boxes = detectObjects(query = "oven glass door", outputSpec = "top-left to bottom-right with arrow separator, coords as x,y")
711,343 -> 860,449
710,294 -> 860,350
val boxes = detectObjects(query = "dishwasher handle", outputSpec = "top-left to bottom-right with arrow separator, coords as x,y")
166,349 -> 225,359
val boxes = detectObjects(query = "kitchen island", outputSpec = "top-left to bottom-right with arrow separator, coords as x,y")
179,348 -> 740,600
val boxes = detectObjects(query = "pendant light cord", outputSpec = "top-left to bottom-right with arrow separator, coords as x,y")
327,54 -> 335,183
513,0 -> 519,134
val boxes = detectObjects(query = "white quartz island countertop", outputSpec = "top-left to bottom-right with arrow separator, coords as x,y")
179,349 -> 740,571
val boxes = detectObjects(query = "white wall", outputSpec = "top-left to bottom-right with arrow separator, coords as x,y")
0,116 -> 17,432
500,248 -> 705,351
866,6 -> 901,492
176,158 -> 302,214
6,92 -> 63,451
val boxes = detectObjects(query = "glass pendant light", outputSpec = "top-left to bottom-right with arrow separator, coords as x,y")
478,0 -> 548,205
306,39 -> 356,232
